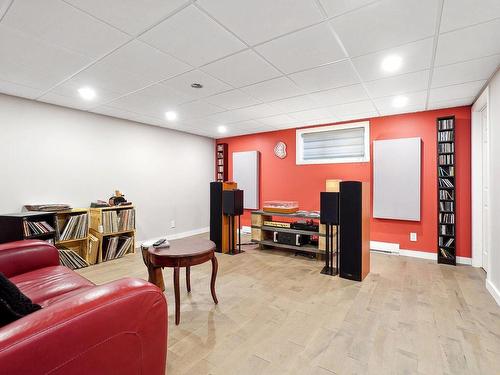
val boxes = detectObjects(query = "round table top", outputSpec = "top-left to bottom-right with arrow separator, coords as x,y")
148,237 -> 216,260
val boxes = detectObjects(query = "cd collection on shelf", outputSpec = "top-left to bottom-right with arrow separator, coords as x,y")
437,116 -> 456,265
23,220 -> 55,237
58,213 -> 88,241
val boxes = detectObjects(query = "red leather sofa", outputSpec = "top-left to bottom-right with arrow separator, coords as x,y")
0,240 -> 168,375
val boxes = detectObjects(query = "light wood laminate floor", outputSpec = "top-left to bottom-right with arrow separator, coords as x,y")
78,235 -> 500,375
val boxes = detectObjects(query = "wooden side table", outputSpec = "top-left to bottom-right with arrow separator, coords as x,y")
142,238 -> 218,325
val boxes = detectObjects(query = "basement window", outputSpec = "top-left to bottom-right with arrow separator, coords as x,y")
296,121 -> 370,165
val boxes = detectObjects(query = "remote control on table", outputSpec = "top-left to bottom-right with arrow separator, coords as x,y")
153,238 -> 166,247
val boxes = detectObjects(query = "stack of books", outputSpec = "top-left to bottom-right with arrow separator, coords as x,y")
104,236 -> 134,261
58,247 -> 89,269
23,221 -> 55,237
59,214 -> 88,241
118,209 -> 135,231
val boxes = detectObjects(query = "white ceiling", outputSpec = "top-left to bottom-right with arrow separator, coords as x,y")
0,0 -> 498,138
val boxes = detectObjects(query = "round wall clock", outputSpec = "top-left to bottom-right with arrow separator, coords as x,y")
274,141 -> 287,159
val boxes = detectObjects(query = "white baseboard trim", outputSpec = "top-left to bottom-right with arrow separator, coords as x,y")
241,225 -> 251,234
138,227 -> 209,246
373,246 -> 472,265
370,241 -> 399,253
486,279 -> 500,306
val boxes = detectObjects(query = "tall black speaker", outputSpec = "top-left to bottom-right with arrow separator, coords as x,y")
210,182 -> 223,252
339,181 -> 370,281
223,189 -> 244,216
320,192 -> 339,225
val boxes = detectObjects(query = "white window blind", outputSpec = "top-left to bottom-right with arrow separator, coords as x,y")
296,121 -> 370,164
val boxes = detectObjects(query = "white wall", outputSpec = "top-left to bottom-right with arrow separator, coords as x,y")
478,69 -> 500,305
0,94 -> 214,242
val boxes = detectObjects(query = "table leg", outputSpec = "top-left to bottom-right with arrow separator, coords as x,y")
141,246 -> 165,291
186,266 -> 191,293
210,255 -> 218,305
174,266 -> 180,325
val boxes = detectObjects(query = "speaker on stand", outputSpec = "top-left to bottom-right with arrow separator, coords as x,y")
222,189 -> 244,255
320,192 -> 339,276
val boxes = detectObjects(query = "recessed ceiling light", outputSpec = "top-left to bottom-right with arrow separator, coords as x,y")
191,83 -> 203,89
381,54 -> 403,73
78,87 -> 96,101
217,125 -> 227,134
392,95 -> 408,108
165,111 -> 177,121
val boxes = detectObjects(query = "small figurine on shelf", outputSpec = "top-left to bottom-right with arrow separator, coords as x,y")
108,190 -> 132,206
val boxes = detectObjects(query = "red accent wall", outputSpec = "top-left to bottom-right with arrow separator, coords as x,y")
218,106 -> 471,258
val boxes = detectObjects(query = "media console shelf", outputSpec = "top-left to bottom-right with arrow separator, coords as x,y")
251,210 -> 334,256
437,116 -> 456,265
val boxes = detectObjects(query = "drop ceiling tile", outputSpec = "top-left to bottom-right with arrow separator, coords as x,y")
435,19 -> 500,66
308,84 -> 369,106
330,0 -> 438,57
289,60 -> 359,92
429,80 -> 486,102
428,96 -> 475,110
140,5 -> 245,67
240,77 -> 305,102
54,40 -> 191,98
204,110 -> 254,124
104,83 -> 192,119
336,111 -> 379,122
329,100 -> 377,117
176,100 -> 225,119
352,38 -> 434,81
0,25 -> 90,91
205,89 -> 262,110
432,55 -> 500,88
365,70 -> 430,98
64,0 -> 188,35
161,70 -> 231,100
440,0 -> 500,33
372,90 -> 427,113
196,0 -> 323,45
258,114 -> 296,126
378,105 -> 425,116
255,23 -> 346,74
230,119 -> 266,130
233,103 -> 284,119
37,92 -> 95,111
3,0 -> 128,59
319,0 -> 376,17
269,95 -> 320,113
289,108 -> 336,122
0,79 -> 44,99
202,50 -> 281,87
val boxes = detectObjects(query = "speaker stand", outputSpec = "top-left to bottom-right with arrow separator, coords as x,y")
227,215 -> 244,255
320,224 -> 338,276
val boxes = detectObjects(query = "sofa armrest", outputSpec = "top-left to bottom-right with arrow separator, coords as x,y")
0,240 -> 60,278
0,278 -> 168,375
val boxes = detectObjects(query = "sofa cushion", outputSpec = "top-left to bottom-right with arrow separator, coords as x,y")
0,272 -> 41,326
10,266 -> 95,307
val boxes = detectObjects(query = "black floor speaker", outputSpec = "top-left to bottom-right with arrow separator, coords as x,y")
210,182 -> 223,252
339,181 -> 370,281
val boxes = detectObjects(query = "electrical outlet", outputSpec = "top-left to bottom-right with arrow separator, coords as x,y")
410,232 -> 417,242
170,220 -> 175,228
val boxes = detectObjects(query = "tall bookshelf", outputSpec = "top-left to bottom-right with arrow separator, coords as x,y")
437,116 -> 456,265
216,143 -> 228,182
89,206 -> 136,263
